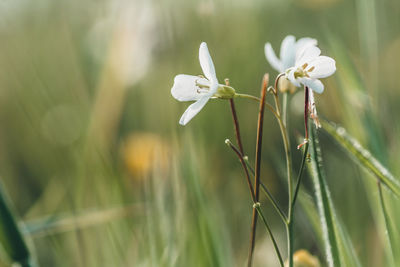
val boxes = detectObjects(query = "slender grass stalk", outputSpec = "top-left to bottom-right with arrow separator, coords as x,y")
302,126 -> 362,267
259,183 -> 287,223
23,205 -> 141,237
229,99 -> 244,154
377,181 -> 398,266
0,182 -> 35,267
321,120 -> 400,197
254,203 -> 284,267
225,139 -> 256,202
247,74 -> 268,267
225,139 -> 285,265
227,76 -> 284,266
273,74 -> 294,267
243,150 -> 288,223
226,140 -> 287,223
235,93 -> 279,118
282,92 -> 288,127
308,126 -> 341,267
236,76 -> 306,267
291,143 -> 309,210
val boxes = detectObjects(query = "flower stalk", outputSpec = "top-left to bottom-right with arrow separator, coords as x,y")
247,74 -> 268,267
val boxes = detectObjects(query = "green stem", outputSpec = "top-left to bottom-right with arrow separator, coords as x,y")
254,204 -> 284,267
235,93 -> 261,102
235,93 -> 279,118
248,77 -> 268,267
282,92 -> 288,127
0,182 -> 35,267
225,139 -> 256,202
225,141 -> 285,266
230,143 -> 287,223
291,142 -> 309,211
236,76 -> 294,266
377,181 -> 398,266
260,183 -> 288,223
227,80 -> 284,267
273,74 -> 294,267
225,139 -> 286,266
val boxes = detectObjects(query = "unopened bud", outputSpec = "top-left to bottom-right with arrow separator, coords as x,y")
279,77 -> 297,94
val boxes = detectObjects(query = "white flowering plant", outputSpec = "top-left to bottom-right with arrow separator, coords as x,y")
170,36 -> 400,267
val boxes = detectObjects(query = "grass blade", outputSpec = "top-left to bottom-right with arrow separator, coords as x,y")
321,120 -> 400,197
23,205 -> 142,237
378,182 -> 400,266
0,182 -> 34,267
308,126 -> 363,267
308,127 -> 341,267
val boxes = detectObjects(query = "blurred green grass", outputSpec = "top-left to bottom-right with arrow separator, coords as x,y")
0,0 -> 399,266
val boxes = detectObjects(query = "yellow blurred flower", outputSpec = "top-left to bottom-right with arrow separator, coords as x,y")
122,133 -> 170,178
285,249 -> 321,267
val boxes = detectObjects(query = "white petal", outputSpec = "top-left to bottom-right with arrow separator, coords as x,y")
179,95 -> 211,125
295,37 -> 317,61
307,56 -> 336,79
199,42 -> 217,82
265,42 -> 283,72
301,78 -> 324,94
209,80 -> 219,95
171,74 -> 209,101
295,37 -> 317,52
296,46 -> 321,67
280,35 -> 296,70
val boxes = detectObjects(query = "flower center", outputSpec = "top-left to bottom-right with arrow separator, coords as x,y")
195,78 -> 210,94
293,63 -> 315,79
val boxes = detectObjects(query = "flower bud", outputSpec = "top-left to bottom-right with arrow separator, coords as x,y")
213,85 -> 236,99
285,250 -> 321,267
279,77 -> 297,94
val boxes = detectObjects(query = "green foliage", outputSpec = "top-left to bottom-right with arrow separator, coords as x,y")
321,120 -> 400,197
308,126 -> 361,267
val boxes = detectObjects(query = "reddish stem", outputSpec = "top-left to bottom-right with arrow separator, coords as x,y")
247,74 -> 268,267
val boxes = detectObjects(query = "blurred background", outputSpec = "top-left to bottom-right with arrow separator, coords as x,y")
0,0 -> 399,266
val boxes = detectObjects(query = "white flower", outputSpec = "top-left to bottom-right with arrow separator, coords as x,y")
286,45 -> 336,94
286,45 -> 336,129
171,42 -> 219,125
265,35 -> 317,73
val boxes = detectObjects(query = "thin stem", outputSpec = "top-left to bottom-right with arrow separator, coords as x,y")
274,105 -> 292,216
229,99 -> 244,154
290,142 -> 309,211
304,86 -> 310,140
274,73 -> 294,267
236,93 -> 279,119
254,204 -> 285,267
226,140 -> 285,265
225,139 -> 256,203
0,182 -> 34,266
227,141 -> 287,223
282,92 -> 288,127
248,74 -> 268,267
260,183 -> 288,223
378,181 -> 397,266
273,74 -> 285,116
235,93 -> 261,102
229,78 -> 284,267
